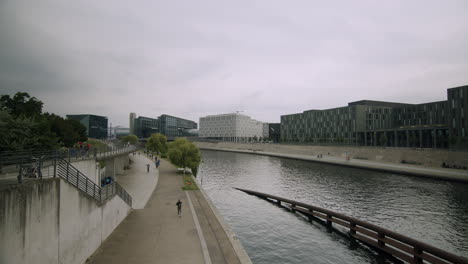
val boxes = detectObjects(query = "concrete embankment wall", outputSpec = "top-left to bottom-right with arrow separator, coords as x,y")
195,142 -> 468,168
0,178 -> 131,264
72,159 -> 99,185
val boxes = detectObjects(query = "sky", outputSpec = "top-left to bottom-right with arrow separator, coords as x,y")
1,0 -> 467,127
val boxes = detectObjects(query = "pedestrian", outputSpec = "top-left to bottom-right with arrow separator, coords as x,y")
176,199 -> 182,217
156,159 -> 160,168
146,164 -> 150,173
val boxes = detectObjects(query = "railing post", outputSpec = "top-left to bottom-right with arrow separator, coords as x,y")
308,209 -> 313,222
53,156 -> 57,178
66,162 -> 69,181
86,179 -> 88,195
413,247 -> 423,263
326,214 -> 332,226
76,171 -> 79,186
350,222 -> 356,235
18,167 -> 23,184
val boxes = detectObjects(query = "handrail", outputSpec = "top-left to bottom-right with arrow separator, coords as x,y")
236,188 -> 468,264
56,159 -> 132,207
1,149 -> 134,207
0,145 -> 137,167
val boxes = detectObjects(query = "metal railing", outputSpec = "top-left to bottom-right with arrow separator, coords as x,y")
55,158 -> 132,206
236,188 -> 468,264
0,145 -> 137,174
0,147 -> 134,207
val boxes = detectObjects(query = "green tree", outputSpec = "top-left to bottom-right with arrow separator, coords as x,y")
167,138 -> 201,176
0,111 -> 59,151
43,113 -> 87,147
146,133 -> 168,154
0,92 -> 43,118
121,134 -> 138,144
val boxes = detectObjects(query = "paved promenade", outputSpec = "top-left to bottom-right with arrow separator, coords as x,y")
88,153 -> 250,264
200,147 -> 468,183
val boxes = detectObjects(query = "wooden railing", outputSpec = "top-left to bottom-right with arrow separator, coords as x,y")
235,188 -> 468,264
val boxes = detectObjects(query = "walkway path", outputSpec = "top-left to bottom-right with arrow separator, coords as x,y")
117,153 -> 158,209
87,154 -> 249,264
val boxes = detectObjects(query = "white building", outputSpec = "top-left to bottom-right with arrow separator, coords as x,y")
199,113 -> 267,142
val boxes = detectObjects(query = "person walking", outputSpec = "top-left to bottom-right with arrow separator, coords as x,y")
176,199 -> 182,217
146,164 -> 150,173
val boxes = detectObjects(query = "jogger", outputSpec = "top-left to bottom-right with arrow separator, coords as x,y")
176,199 -> 182,217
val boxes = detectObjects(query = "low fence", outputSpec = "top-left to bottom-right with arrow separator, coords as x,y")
236,188 -> 468,264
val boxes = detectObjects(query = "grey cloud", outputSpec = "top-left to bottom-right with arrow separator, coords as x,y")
1,0 -> 467,126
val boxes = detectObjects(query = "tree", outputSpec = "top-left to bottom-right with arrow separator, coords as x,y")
121,134 -> 138,144
0,92 -> 43,118
43,113 -> 87,147
167,138 -> 201,176
0,111 -> 59,151
146,133 -> 168,154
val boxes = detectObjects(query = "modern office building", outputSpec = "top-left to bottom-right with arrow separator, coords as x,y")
130,113 -> 197,139
129,112 -> 136,135
280,85 -> 468,149
113,126 -> 130,138
66,114 -> 108,139
159,114 -> 198,139
269,123 -> 281,142
199,113 -> 266,142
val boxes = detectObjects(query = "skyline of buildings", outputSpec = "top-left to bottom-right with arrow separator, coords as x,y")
65,84 -> 468,149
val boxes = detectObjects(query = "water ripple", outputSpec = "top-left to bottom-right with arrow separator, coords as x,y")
198,150 -> 468,263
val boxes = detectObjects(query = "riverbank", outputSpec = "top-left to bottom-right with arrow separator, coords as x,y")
195,142 -> 468,183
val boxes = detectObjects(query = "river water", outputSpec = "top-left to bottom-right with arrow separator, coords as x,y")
197,150 -> 468,264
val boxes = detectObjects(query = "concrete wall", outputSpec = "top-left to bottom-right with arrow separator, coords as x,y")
0,180 -> 60,264
72,159 -> 99,185
103,155 -> 130,180
0,178 -> 131,264
59,180 -> 103,264
195,141 -> 468,167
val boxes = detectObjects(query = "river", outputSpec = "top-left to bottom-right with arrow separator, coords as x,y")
197,150 -> 468,264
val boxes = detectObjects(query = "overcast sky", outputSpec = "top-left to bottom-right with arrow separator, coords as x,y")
1,0 -> 467,127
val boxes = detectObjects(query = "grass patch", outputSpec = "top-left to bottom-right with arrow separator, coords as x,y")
87,138 -> 109,152
182,175 -> 199,190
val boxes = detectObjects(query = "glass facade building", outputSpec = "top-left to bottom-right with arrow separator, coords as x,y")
281,85 -> 468,149
66,114 -> 108,139
130,113 -> 197,139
